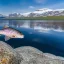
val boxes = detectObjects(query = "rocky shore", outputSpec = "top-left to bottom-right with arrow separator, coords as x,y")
0,41 -> 64,64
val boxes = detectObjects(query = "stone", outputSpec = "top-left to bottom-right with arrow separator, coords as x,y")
15,46 -> 64,64
0,41 -> 22,64
15,46 -> 43,61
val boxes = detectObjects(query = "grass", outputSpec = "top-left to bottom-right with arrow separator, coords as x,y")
1,16 -> 64,20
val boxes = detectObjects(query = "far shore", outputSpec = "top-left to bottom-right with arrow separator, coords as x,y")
0,16 -> 64,20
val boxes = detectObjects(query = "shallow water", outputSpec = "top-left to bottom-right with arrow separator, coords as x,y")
0,20 -> 64,57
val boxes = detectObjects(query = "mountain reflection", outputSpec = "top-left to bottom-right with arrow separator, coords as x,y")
0,20 -> 64,32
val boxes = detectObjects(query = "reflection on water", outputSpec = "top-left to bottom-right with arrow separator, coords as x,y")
0,20 -> 64,32
0,20 -> 64,57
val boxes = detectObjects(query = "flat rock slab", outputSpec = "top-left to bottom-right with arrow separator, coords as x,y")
15,46 -> 64,64
0,41 -> 22,64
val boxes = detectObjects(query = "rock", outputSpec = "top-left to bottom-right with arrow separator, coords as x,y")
15,46 -> 43,61
15,46 -> 64,64
21,58 -> 63,64
0,41 -> 22,64
43,53 -> 64,60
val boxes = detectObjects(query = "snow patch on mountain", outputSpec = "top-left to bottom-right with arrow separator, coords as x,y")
33,8 -> 53,14
21,8 -> 64,17
22,12 -> 31,17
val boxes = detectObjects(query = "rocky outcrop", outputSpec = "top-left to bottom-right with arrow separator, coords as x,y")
15,46 -> 64,64
0,41 -> 22,64
0,41 -> 64,64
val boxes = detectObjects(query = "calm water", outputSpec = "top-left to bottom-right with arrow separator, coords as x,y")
0,20 -> 64,57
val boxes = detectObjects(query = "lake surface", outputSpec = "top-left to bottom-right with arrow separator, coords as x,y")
0,20 -> 64,57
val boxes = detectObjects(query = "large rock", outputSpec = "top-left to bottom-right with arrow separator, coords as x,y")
0,41 -> 22,64
15,46 -> 43,61
15,46 -> 64,64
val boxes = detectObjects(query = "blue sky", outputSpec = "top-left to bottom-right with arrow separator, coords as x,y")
0,0 -> 64,15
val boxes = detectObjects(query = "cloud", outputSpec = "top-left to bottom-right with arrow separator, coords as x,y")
35,0 -> 46,3
29,6 -> 35,9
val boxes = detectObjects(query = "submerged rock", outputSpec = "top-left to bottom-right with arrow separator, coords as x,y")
15,46 -> 64,64
0,41 -> 22,64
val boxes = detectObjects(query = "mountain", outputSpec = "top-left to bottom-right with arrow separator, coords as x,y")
0,14 -> 6,18
9,13 -> 22,17
21,8 -> 64,17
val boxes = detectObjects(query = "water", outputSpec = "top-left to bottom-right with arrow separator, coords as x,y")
0,20 -> 64,57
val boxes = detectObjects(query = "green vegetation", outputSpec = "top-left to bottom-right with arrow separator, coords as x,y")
1,16 -> 64,20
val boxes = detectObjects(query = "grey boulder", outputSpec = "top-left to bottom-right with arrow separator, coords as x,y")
15,46 -> 64,64
0,41 -> 22,64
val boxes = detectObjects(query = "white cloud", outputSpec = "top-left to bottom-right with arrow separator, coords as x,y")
29,6 -> 35,9
35,0 -> 46,3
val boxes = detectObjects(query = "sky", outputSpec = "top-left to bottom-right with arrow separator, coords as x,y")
0,0 -> 64,15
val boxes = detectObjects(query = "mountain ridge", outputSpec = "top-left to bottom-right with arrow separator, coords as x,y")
21,8 -> 64,17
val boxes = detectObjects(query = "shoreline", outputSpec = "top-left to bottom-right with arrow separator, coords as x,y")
0,16 -> 64,20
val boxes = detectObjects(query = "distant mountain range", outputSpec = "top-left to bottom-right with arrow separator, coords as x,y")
21,8 -> 64,17
0,8 -> 64,18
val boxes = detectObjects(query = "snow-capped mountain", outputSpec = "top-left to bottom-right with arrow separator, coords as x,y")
22,12 -> 31,17
21,8 -> 64,17
33,8 -> 52,14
